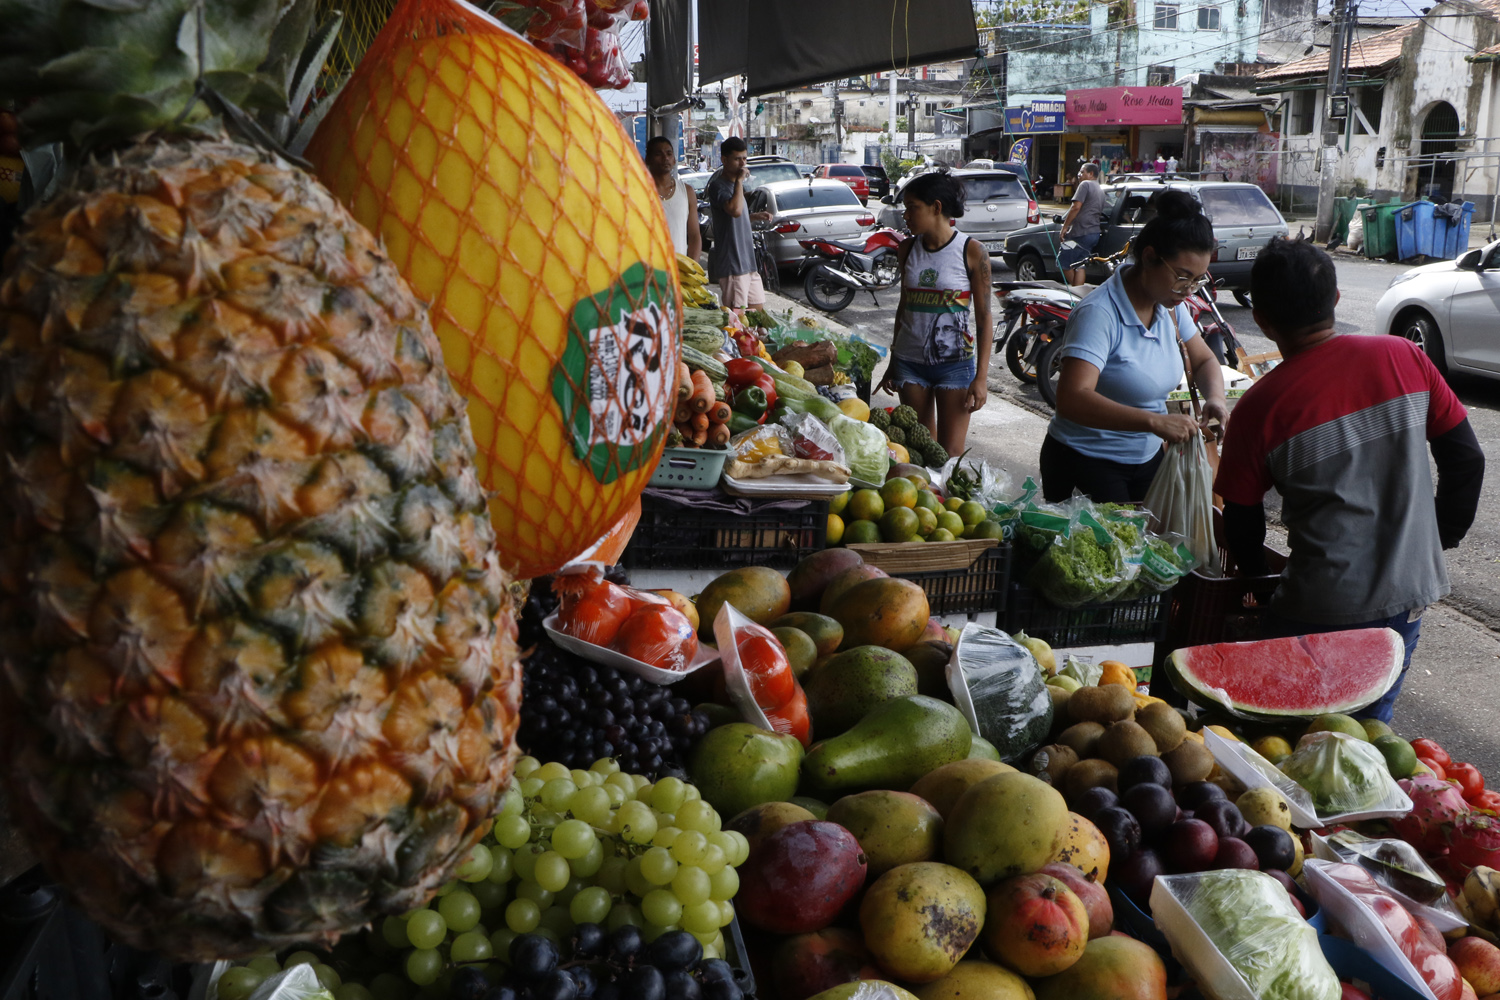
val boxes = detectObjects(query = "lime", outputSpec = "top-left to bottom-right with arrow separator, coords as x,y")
906,475 -> 928,489
879,507 -> 921,542
880,477 -> 919,510
829,490 -> 850,516
826,514 -> 844,546
843,519 -> 882,544
929,527 -> 955,542
914,490 -> 943,514
1304,713 -> 1368,741
957,501 -> 987,527
1374,734 -> 1419,779
936,510 -> 965,536
971,519 -> 1003,540
848,489 -> 885,522
944,497 -> 965,512
915,506 -> 938,536
1361,718 -> 1395,741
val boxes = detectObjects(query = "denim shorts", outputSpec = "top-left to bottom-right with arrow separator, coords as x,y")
886,355 -> 977,391
1058,232 -> 1100,269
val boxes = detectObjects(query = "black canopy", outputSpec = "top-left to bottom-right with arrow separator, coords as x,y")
647,0 -> 692,108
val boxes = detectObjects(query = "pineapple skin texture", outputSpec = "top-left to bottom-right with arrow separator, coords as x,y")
0,138 -> 521,960
307,21 -> 681,580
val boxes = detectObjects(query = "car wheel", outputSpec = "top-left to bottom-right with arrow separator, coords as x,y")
1397,310 -> 1447,375
1232,290 -> 1252,309
1016,250 -> 1046,282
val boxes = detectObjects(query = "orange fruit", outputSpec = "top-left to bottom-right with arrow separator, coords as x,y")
880,477 -> 919,510
848,489 -> 885,522
308,5 -> 680,578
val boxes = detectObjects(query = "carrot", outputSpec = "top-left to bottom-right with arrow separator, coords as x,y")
675,402 -> 693,424
689,370 -> 714,412
691,427 -> 708,446
708,400 -> 732,425
677,360 -> 693,400
690,412 -> 710,433
707,422 -> 731,447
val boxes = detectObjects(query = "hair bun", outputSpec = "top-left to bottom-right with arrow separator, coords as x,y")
1150,188 -> 1203,221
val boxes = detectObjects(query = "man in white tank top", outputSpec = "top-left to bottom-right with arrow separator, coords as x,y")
645,136 -> 702,259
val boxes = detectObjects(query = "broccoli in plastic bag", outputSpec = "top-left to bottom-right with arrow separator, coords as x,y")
1279,731 -> 1407,820
1153,870 -> 1341,1000
1027,509 -> 1139,607
945,623 -> 1053,764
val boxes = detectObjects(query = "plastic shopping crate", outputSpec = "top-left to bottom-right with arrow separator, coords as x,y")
890,543 -> 1011,619
648,447 -> 729,490
1001,583 -> 1168,648
621,492 -> 828,570
1158,506 -> 1287,654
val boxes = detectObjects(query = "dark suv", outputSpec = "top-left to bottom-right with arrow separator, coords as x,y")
862,164 -> 891,201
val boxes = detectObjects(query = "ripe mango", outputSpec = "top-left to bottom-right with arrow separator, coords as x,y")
945,772 -> 1070,886
860,862 -> 986,983
827,790 -> 944,876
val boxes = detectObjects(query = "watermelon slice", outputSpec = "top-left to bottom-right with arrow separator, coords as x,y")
1167,628 -> 1405,719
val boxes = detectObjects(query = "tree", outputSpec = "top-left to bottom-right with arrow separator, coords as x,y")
973,0 -> 1088,26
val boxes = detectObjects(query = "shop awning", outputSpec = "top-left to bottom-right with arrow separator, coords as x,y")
697,0 -> 980,95
647,0 -> 691,108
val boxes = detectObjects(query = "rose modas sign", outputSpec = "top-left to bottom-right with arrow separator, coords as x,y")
307,0 -> 681,578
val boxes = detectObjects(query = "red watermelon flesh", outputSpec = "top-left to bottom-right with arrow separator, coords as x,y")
1168,628 -> 1404,718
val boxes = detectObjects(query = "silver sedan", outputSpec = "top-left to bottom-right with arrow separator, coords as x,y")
746,179 -> 876,268
1375,239 -> 1500,376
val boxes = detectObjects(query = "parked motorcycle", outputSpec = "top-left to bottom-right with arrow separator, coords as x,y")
798,227 -> 905,313
997,280 -> 1083,385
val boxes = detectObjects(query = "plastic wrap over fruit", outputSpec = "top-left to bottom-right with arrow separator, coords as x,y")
829,414 -> 890,485
553,563 -> 668,647
945,623 -> 1053,764
1152,869 -> 1340,1000
1311,830 -> 1466,931
613,603 -> 699,671
1279,732 -> 1411,822
714,602 -> 812,747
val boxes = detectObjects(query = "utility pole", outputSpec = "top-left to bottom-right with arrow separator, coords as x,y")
889,71 -> 899,148
1314,0 -> 1349,242
832,79 -> 842,157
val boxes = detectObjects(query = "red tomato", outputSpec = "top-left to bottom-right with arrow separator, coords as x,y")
557,587 -> 632,647
1448,761 -> 1485,800
1471,789 -> 1500,813
1417,757 -> 1448,781
764,685 -> 811,748
1413,738 -> 1452,768
614,604 -> 698,671
738,633 -> 794,708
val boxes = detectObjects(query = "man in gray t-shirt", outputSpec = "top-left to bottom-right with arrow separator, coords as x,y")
705,137 -> 772,308
1059,163 -> 1105,285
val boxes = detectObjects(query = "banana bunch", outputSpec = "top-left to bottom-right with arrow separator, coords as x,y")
1459,866 -> 1500,942
677,253 -> 718,308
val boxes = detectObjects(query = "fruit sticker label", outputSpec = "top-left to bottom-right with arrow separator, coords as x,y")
551,262 -> 675,484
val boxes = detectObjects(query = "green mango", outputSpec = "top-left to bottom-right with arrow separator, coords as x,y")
689,723 -> 804,818
802,695 -> 972,796
967,734 -> 1002,761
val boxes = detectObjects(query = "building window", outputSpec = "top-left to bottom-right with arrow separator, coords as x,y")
1154,3 -> 1179,28
1356,86 -> 1384,135
1197,5 -> 1220,28
1147,65 -> 1176,86
1289,89 -> 1318,135
924,102 -> 942,117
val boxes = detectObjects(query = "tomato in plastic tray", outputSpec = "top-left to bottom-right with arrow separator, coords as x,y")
554,564 -> 666,648
713,602 -> 812,747
615,603 -> 700,671
1326,863 -> 1464,1000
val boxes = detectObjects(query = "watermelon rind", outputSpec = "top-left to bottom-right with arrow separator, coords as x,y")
1166,628 -> 1405,720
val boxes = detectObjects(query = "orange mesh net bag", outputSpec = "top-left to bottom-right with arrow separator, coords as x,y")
306,0 -> 680,579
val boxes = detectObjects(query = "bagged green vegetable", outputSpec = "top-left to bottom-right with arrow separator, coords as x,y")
945,623 -> 1053,763
991,477 -> 1041,543
829,413 -> 890,485
1153,870 -> 1340,1000
1096,505 -> 1150,600
1120,532 -> 1200,600
1027,509 -> 1138,607
1279,731 -> 1407,820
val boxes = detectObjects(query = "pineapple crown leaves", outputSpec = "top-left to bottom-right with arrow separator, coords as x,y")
0,0 -> 342,159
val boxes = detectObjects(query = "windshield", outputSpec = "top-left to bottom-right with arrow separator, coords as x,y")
1199,187 -> 1283,226
747,163 -> 803,188
772,185 -> 863,211
961,175 -> 1026,201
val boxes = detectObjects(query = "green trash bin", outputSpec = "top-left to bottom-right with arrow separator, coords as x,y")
1332,197 -> 1371,246
1359,203 -> 1400,259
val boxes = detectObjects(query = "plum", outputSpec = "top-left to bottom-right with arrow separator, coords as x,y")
1114,848 -> 1166,903
1263,869 -> 1296,892
1212,837 -> 1260,871
1120,783 -> 1177,842
1074,786 -> 1119,822
1177,781 -> 1227,812
1119,756 -> 1173,792
1093,806 -> 1142,862
1165,819 -> 1219,873
1244,825 -> 1297,872
1195,798 -> 1250,842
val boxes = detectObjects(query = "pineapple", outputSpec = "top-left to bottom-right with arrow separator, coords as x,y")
306,0 -> 681,579
0,0 -> 520,960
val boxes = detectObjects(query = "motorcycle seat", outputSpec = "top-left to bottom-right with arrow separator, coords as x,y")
821,238 -> 872,253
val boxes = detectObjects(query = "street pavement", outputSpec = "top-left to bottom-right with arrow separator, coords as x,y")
771,248 -> 1500,772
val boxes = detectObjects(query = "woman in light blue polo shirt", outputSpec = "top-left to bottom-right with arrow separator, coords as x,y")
1042,190 -> 1229,502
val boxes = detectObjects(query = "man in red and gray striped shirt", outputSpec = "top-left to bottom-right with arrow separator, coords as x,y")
1215,238 -> 1484,722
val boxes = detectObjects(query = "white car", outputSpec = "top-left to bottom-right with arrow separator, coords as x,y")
1375,238 -> 1500,375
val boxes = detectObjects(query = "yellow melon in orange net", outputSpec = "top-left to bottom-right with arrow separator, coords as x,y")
306,0 -> 680,579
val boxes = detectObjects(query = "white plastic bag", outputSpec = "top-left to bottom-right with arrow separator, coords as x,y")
1204,729 -> 1412,827
1143,435 -> 1221,576
1348,208 -> 1365,252
1278,732 -> 1411,823
1310,830 -> 1467,932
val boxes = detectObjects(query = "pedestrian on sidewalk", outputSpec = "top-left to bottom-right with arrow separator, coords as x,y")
1059,163 -> 1105,286
1216,237 -> 1485,723
705,137 -> 772,309
875,171 -> 994,458
1041,189 -> 1228,503
644,136 -> 702,259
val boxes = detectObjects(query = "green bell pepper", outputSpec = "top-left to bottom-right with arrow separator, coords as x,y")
733,386 -> 769,420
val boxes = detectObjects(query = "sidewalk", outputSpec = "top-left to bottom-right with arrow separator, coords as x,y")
1283,211 -> 1500,257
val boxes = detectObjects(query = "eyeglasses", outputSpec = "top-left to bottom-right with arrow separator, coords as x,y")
1155,256 -> 1211,292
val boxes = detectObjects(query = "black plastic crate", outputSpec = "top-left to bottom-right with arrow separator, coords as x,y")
892,544 -> 1011,619
1001,583 -> 1167,648
621,493 -> 827,570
